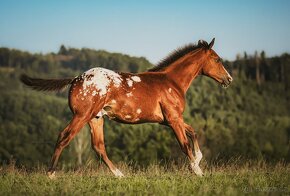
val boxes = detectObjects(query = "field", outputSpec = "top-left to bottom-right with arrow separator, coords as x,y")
0,161 -> 289,195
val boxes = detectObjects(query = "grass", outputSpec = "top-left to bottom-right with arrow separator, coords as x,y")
0,161 -> 289,195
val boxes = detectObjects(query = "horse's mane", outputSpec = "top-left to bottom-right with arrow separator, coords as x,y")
148,41 -> 207,72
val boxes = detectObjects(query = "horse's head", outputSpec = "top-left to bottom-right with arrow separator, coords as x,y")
199,38 -> 233,88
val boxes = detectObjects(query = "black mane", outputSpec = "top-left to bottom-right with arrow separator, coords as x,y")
148,42 -> 206,72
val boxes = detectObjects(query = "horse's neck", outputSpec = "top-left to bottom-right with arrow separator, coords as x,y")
165,53 -> 204,93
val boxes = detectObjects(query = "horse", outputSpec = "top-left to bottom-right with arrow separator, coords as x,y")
20,38 -> 232,178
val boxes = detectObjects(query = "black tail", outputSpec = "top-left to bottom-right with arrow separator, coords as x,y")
20,74 -> 74,91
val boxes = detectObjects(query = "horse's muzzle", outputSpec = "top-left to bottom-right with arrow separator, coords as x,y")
221,75 -> 233,88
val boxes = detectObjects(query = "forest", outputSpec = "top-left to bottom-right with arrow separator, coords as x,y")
0,45 -> 289,168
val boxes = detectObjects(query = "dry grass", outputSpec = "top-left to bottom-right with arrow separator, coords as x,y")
0,160 -> 289,195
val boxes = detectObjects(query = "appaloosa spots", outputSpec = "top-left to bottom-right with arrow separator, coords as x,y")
125,115 -> 132,119
92,90 -> 97,96
136,108 -> 142,114
131,76 -> 141,82
126,78 -> 133,87
82,67 -> 122,96
126,92 -> 133,97
97,109 -> 107,117
126,76 -> 141,87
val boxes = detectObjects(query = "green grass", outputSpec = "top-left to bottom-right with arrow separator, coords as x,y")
0,161 -> 289,195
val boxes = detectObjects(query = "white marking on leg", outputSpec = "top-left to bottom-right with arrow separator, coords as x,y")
47,171 -> 56,179
113,169 -> 124,177
190,162 -> 204,176
195,150 -> 203,165
190,150 -> 203,176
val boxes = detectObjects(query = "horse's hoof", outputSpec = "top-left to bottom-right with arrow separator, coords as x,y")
194,168 -> 204,177
47,171 -> 56,179
191,163 -> 204,177
113,169 -> 124,178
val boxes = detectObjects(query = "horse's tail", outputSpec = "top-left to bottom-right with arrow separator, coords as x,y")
20,74 -> 74,91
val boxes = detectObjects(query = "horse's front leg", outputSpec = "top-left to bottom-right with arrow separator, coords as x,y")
184,123 -> 203,176
166,117 -> 203,176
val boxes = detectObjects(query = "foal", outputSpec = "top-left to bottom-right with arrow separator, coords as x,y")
21,38 -> 232,178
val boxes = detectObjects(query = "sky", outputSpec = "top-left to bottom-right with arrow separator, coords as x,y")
0,0 -> 290,63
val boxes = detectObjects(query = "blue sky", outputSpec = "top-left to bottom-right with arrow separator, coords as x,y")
0,0 -> 290,63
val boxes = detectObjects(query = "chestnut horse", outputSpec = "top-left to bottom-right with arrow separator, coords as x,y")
20,38 -> 232,178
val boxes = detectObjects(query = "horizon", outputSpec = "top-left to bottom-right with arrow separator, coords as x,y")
1,43 -> 288,64
1,0 -> 290,64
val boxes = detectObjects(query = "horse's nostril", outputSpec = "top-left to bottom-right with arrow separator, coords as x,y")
228,77 -> 233,82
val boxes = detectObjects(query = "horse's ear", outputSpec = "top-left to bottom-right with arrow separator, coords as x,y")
198,40 -> 203,46
198,40 -> 209,48
208,38 -> 215,49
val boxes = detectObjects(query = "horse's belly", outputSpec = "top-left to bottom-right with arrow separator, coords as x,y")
100,99 -> 164,124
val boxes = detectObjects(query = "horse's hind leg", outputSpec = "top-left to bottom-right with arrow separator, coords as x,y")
89,117 -> 124,177
47,114 -> 88,178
